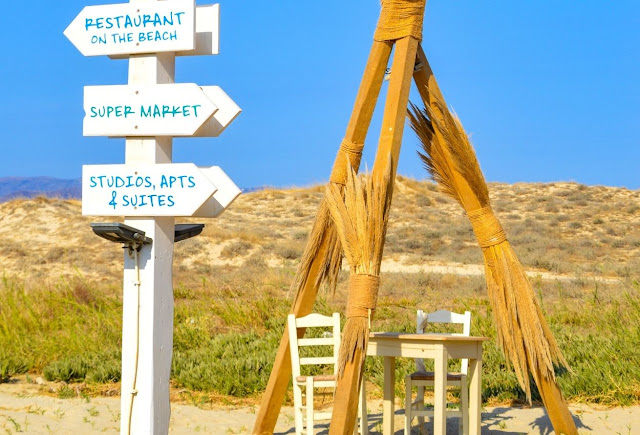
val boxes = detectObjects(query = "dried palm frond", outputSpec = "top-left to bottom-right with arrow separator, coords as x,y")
289,199 -> 343,300
325,158 -> 392,376
408,100 -> 568,402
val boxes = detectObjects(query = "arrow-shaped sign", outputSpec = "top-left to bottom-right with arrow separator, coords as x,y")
111,4 -> 220,59
82,163 -> 218,217
176,4 -> 219,56
192,166 -> 242,217
193,86 -> 242,137
64,0 -> 195,57
83,83 -> 218,137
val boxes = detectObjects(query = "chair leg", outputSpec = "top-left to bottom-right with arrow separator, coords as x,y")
293,382 -> 304,435
460,377 -> 469,435
306,379 -> 314,435
358,381 -> 369,435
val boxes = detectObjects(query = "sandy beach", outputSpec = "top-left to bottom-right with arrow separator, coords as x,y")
1,378 -> 637,434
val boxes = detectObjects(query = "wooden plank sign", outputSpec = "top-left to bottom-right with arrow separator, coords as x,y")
83,83 -> 218,137
64,0 -> 196,57
177,4 -> 219,56
82,163 -> 218,217
110,4 -> 220,59
193,86 -> 242,137
192,166 -> 241,217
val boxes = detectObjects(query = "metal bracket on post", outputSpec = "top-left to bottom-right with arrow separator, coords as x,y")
92,222 -> 205,245
91,222 -> 153,248
174,223 -> 205,242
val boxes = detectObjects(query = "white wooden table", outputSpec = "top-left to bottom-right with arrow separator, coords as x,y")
366,333 -> 488,435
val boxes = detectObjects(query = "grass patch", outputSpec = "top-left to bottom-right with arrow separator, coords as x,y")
2,269 -> 639,406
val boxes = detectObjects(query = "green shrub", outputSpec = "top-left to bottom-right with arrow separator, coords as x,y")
44,351 -> 121,383
172,329 -> 283,396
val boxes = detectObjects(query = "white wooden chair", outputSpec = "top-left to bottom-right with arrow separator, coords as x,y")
287,313 -> 368,435
404,309 -> 472,435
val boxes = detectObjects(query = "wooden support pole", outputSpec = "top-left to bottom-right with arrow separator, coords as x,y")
329,35 -> 420,435
342,41 -> 393,155
534,367 -> 578,435
412,45 -> 482,211
328,348 -> 366,433
252,40 -> 391,435
121,50 -> 176,435
251,235 -> 331,434
371,36 -> 420,185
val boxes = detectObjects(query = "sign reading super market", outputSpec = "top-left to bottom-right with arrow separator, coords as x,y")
83,83 -> 219,136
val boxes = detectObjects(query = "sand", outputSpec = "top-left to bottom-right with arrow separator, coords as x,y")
1,379 -> 637,434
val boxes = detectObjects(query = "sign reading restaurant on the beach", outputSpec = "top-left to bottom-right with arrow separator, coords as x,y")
82,163 -> 219,216
64,0 -> 196,56
83,83 -> 218,136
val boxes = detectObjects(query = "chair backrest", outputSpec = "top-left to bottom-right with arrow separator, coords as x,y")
416,309 -> 472,374
287,312 -> 341,378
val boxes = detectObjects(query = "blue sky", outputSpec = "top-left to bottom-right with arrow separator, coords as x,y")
1,1 -> 638,189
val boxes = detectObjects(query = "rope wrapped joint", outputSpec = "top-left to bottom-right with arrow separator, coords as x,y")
345,274 -> 380,319
329,139 -> 364,186
374,0 -> 427,42
467,206 -> 507,249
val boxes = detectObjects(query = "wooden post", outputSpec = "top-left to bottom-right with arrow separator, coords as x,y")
120,49 -> 176,434
412,45 -> 482,211
329,35 -> 420,435
371,37 -> 420,182
252,40 -> 391,434
534,367 -> 579,435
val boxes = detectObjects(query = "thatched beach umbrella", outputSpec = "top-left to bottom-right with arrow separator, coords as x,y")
407,95 -> 578,434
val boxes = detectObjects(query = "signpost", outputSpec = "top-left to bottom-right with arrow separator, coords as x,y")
66,1 -> 241,433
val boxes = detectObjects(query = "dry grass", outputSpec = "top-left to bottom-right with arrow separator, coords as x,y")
1,180 -> 637,287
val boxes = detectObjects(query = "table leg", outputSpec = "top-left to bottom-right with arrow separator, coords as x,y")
383,356 -> 395,435
468,356 -> 482,435
434,346 -> 448,434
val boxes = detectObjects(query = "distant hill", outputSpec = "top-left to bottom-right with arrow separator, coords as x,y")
0,177 -> 81,202
0,176 -> 637,286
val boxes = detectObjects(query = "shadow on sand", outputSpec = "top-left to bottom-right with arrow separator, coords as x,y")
479,406 -> 590,435
275,406 -> 591,434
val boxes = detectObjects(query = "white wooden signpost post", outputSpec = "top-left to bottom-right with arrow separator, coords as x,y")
66,1 -> 241,433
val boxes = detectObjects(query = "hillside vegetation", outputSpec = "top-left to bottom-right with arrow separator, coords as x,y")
1,177 -> 639,406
